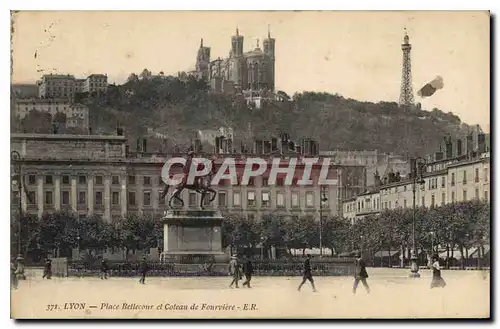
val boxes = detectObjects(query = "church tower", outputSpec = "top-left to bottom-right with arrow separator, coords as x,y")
263,25 -> 276,91
195,38 -> 211,81
230,28 -> 245,88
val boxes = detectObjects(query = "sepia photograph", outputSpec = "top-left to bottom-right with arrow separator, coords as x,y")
8,9 -> 491,320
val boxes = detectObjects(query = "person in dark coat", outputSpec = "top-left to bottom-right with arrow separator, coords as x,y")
42,258 -> 52,279
11,257 -> 18,289
242,256 -> 254,288
298,254 -> 317,292
353,252 -> 370,294
15,255 -> 26,280
100,258 -> 109,280
228,255 -> 242,288
139,256 -> 149,284
430,254 -> 446,288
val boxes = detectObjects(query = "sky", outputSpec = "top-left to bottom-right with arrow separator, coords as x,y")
11,11 -> 490,131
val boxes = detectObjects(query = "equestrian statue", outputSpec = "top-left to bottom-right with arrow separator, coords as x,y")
159,150 -> 217,209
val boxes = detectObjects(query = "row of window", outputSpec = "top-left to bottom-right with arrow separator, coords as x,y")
347,189 -> 489,213
21,189 -> 322,209
450,168 -> 488,186
380,168 -> 488,195
28,174 -> 305,188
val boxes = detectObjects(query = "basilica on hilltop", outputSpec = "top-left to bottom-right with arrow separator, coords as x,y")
183,27 -> 276,107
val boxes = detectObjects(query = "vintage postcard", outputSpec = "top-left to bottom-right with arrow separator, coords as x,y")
10,10 -> 490,319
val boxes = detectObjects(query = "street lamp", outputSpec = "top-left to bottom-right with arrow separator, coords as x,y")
430,231 -> 435,255
260,236 -> 265,260
319,185 -> 328,258
360,235 -> 364,258
11,151 -> 23,256
409,157 -> 426,278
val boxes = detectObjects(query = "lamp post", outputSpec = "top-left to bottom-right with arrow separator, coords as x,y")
360,235 -> 364,258
11,151 -> 23,256
409,157 -> 426,278
430,231 -> 435,255
260,236 -> 265,260
319,185 -> 328,258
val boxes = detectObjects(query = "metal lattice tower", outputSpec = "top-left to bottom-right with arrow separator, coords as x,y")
399,28 -> 414,106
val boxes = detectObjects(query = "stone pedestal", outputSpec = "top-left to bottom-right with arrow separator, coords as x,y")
162,210 -> 227,263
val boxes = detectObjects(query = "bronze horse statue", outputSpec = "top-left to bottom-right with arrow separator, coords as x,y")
159,161 -> 217,209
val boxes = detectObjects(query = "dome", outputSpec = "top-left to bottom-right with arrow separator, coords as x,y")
245,48 -> 265,58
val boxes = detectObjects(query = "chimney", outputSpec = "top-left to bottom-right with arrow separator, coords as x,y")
374,171 -> 381,187
221,138 -> 228,154
117,127 -> 124,136
478,133 -> 486,154
444,137 -> 453,159
136,138 -> 141,152
456,139 -> 462,157
142,139 -> 147,153
409,158 -> 417,179
435,152 -> 444,161
466,134 -> 474,157
194,138 -> 202,153
215,136 -> 221,154
254,139 -> 264,154
280,138 -> 288,154
271,137 -> 278,152
264,141 -> 272,154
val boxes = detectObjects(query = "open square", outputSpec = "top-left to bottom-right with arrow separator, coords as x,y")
11,269 -> 490,319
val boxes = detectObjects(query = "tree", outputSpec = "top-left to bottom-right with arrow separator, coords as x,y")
11,213 -> 40,257
221,212 -> 260,254
127,73 -> 139,83
260,214 -> 287,255
20,110 -> 52,133
285,216 -> 317,255
139,68 -> 152,81
321,216 -> 350,255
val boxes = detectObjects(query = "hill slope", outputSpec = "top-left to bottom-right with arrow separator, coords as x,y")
15,73 -> 473,157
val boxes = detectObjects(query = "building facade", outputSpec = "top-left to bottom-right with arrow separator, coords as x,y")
14,98 -> 89,130
38,74 -> 77,101
37,73 -> 108,101
11,133 -> 357,223
343,151 -> 491,222
83,74 -> 108,94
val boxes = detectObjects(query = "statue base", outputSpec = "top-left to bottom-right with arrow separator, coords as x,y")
161,209 -> 227,263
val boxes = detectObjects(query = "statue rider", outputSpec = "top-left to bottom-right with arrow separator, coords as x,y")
183,150 -> 204,190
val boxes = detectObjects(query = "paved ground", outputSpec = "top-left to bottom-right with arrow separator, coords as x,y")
11,268 -> 490,319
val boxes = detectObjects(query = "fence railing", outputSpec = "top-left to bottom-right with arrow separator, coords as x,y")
64,259 -> 355,277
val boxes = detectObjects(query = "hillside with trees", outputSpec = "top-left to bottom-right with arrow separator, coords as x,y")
13,70 -> 476,157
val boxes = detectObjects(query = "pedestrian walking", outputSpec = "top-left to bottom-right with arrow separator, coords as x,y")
242,255 -> 254,288
11,257 -> 18,289
228,254 -> 242,288
430,254 -> 446,289
139,256 -> 149,284
298,254 -> 317,292
42,258 -> 52,279
15,255 -> 26,281
100,258 -> 109,280
353,252 -> 370,294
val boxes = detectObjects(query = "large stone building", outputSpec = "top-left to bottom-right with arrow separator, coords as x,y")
37,73 -> 108,101
342,134 -> 491,223
190,28 -> 276,107
10,133 -> 365,222
14,98 -> 90,130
